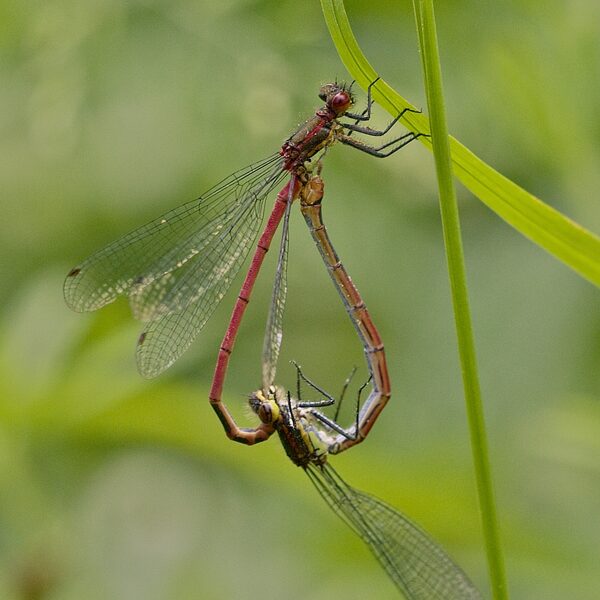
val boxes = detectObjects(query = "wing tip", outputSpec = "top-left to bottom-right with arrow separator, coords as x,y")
136,331 -> 174,379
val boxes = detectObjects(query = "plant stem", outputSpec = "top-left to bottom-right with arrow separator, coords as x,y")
414,2 -> 508,598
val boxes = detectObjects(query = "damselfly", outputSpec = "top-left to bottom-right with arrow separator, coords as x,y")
64,81 -> 424,379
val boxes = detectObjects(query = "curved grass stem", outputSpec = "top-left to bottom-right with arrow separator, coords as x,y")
320,0 -> 600,288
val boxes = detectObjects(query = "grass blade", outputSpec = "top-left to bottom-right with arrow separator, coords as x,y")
414,2 -> 509,598
321,0 -> 600,287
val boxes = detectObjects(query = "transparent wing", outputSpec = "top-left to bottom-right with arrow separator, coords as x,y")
261,180 -> 294,390
306,464 -> 481,600
135,194 -> 272,378
128,176 -> 273,323
64,154 -> 285,316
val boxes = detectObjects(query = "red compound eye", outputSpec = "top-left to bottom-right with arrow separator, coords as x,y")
330,91 -> 350,112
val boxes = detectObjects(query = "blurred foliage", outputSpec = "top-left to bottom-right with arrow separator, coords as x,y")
1,1 -> 599,599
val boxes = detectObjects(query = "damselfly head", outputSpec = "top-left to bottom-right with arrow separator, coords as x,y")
318,82 -> 354,116
249,387 -> 280,425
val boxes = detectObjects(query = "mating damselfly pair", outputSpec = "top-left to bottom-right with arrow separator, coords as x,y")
65,81 -> 480,598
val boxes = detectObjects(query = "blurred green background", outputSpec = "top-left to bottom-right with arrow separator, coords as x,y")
1,0 -> 599,598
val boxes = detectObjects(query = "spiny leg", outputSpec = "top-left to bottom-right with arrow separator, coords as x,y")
292,361 -> 365,440
344,77 -> 381,122
339,131 -> 428,158
342,106 -> 423,137
333,366 -> 357,422
292,360 -> 336,409
343,78 -> 423,138
318,371 -> 371,441
311,375 -> 371,441
344,77 -> 380,139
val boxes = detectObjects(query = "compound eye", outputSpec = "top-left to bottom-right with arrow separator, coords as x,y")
330,91 -> 351,112
257,400 -> 280,425
257,404 -> 271,423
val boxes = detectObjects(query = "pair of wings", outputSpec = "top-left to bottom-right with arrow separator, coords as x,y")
64,153 -> 292,384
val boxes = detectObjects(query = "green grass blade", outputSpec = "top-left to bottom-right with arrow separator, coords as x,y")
414,2 -> 509,598
321,0 -> 600,287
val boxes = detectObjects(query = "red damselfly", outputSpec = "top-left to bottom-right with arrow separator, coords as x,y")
64,80 -> 424,380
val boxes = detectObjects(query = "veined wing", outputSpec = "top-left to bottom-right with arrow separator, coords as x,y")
128,162 -> 286,322
135,190 -> 275,378
64,154 -> 285,316
306,464 -> 481,600
261,178 -> 295,390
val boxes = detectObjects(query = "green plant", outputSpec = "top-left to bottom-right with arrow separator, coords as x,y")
321,1 -> 600,598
